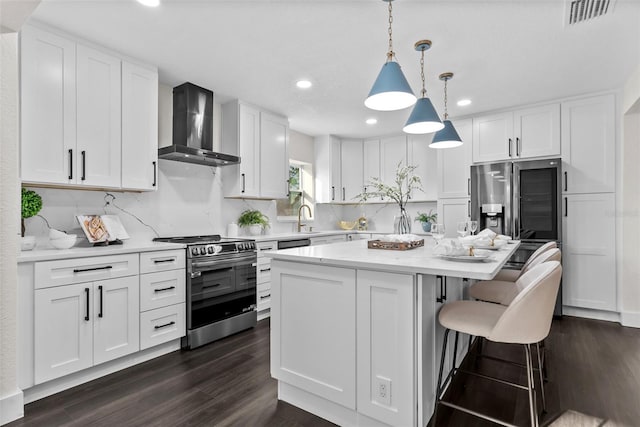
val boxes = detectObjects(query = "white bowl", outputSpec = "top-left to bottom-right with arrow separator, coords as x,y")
50,234 -> 77,249
21,236 -> 36,251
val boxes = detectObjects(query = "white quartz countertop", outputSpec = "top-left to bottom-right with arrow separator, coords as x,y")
265,238 -> 521,280
249,230 -> 430,242
18,239 -> 186,263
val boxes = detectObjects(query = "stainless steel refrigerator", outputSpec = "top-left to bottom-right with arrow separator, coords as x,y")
470,158 -> 563,316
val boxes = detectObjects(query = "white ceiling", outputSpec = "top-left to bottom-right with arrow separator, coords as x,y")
26,0 -> 640,139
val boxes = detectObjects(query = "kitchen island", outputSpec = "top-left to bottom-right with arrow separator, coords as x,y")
266,238 -> 520,427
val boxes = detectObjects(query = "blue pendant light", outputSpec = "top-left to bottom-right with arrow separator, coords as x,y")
403,40 -> 444,134
430,72 -> 463,148
364,0 -> 416,111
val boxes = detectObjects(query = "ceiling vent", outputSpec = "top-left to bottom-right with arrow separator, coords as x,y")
566,0 -> 616,25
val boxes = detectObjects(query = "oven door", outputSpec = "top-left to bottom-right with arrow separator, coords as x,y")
187,254 -> 257,330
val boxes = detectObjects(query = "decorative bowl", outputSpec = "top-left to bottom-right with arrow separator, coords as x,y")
338,221 -> 357,230
50,234 -> 77,249
21,236 -> 36,251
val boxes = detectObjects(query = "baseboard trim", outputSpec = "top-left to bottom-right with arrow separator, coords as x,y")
620,311 -> 640,328
562,306 -> 621,323
0,389 -> 24,426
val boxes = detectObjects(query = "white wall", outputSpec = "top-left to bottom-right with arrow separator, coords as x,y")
289,130 -> 314,164
0,32 -> 24,425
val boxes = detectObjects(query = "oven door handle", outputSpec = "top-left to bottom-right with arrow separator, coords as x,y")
190,265 -> 236,278
191,271 -> 202,279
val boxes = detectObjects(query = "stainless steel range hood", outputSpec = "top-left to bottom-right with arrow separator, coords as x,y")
158,82 -> 240,167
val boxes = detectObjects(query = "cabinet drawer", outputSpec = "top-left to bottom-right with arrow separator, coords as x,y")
140,304 -> 185,350
139,250 -> 185,274
257,240 -> 277,253
35,254 -> 139,289
257,286 -> 271,312
140,269 -> 186,312
257,258 -> 271,284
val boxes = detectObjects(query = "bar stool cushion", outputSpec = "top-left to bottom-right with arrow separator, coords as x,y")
439,300 -> 506,337
491,269 -> 521,282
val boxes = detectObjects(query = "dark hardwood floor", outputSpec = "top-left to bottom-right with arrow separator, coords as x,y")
9,316 -> 640,427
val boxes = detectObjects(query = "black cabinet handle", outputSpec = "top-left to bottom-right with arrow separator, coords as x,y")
259,268 -> 271,272
73,265 -> 113,273
516,137 -> 521,156
467,178 -> 471,196
84,288 -> 90,321
68,149 -> 73,180
286,179 -> 290,197
81,150 -> 86,181
508,138 -> 512,157
331,186 -> 335,201
260,294 -> 271,300
342,187 -> 346,201
564,171 -> 568,192
98,285 -> 103,318
443,277 -> 447,301
436,276 -> 446,303
154,286 -> 176,292
202,283 -> 222,289
241,173 -> 246,193
564,197 -> 568,217
154,321 -> 175,330
468,200 -> 471,216
153,258 -> 175,264
152,161 -> 157,187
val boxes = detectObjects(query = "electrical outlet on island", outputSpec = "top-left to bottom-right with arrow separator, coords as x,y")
375,375 -> 392,406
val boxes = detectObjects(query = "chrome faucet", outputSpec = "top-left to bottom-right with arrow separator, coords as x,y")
297,204 -> 312,232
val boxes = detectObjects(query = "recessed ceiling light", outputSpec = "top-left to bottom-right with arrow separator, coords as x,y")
136,0 -> 160,7
366,118 -> 378,125
457,99 -> 472,107
296,80 -> 312,89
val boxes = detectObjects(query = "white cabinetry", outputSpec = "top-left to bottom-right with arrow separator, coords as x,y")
20,25 -> 158,191
380,135 -> 408,185
562,193 -> 616,311
357,270 -> 415,426
561,94 -> 615,194
310,234 -> 346,246
347,233 -> 371,241
139,250 -> 186,350
438,119 -> 472,199
34,254 -> 140,384
314,135 -> 342,203
472,103 -> 560,163
363,139 -> 381,202
437,198 -> 470,238
222,101 -> 289,199
256,240 -> 277,320
407,134 -> 437,201
121,62 -> 159,191
340,140 -> 364,202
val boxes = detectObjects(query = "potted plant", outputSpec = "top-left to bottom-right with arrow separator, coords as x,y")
356,162 -> 423,234
415,210 -> 438,232
21,188 -> 42,237
237,209 -> 270,236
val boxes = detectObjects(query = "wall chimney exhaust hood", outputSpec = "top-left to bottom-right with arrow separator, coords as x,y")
158,82 -> 240,167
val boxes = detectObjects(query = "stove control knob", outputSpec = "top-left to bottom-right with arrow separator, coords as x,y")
199,247 -> 207,255
191,247 -> 199,256
238,243 -> 245,250
207,246 -> 214,254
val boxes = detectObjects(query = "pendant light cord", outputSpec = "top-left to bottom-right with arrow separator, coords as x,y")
420,49 -> 426,98
443,77 -> 448,120
386,0 -> 394,61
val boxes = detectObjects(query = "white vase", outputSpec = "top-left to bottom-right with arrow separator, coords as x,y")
248,224 -> 263,236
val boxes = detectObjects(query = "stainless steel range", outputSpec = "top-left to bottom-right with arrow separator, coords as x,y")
153,235 -> 257,349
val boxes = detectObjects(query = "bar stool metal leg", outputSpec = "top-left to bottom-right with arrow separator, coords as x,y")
536,342 -> 546,413
524,344 -> 539,427
433,328 -> 450,426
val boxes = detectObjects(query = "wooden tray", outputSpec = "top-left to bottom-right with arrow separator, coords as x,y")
367,239 -> 425,251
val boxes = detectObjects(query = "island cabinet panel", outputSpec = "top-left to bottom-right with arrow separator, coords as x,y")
356,270 -> 415,427
271,261 -> 356,409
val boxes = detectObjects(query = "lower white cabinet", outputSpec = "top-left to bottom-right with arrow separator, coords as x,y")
562,193 -> 616,311
140,303 -> 185,350
34,275 -> 139,384
347,233 -> 371,241
256,240 -> 277,319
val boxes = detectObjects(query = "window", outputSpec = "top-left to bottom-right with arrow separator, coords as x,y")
276,161 -> 314,220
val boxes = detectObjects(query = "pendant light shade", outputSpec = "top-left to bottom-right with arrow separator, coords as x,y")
364,0 -> 416,112
402,40 -> 443,135
431,72 -> 463,148
365,62 -> 416,111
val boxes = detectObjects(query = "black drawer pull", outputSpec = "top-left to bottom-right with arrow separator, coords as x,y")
154,286 -> 176,292
259,268 -> 271,272
84,287 -> 90,321
154,321 -> 175,330
202,283 -> 222,289
74,265 -> 113,273
436,275 -> 447,303
564,171 -> 568,192
241,173 -> 246,193
153,258 -> 175,264
260,294 -> 271,299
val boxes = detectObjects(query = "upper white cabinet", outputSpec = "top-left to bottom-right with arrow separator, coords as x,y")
20,25 -> 159,191
340,139 -> 363,202
314,135 -> 341,203
472,103 -> 560,163
121,62 -> 159,191
437,119 -> 472,199
222,101 -> 289,199
407,134 -> 437,201
380,135 -> 408,186
363,139 -> 381,202
561,94 -> 615,194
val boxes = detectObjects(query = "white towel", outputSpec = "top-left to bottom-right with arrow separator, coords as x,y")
433,239 -> 469,256
379,234 -> 421,243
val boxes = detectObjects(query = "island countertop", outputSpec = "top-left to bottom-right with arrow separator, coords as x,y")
265,237 -> 520,280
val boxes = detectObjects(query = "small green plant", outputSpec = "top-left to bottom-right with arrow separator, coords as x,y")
415,210 -> 437,224
237,209 -> 270,229
21,188 -> 42,237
